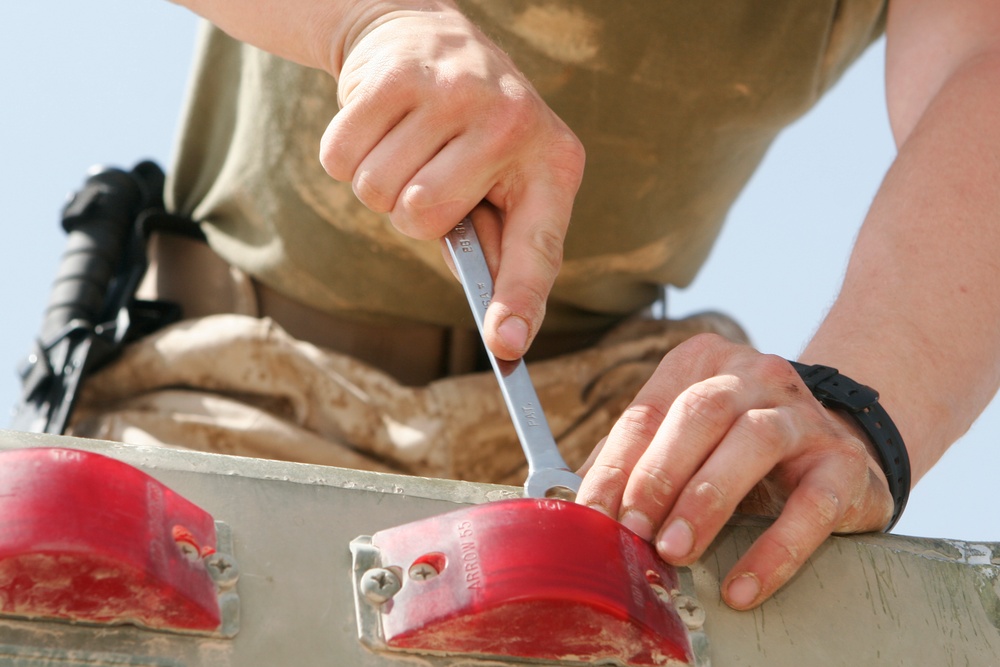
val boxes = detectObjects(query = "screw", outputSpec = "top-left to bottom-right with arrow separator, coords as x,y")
673,594 -> 706,631
172,525 -> 202,562
408,562 -> 439,581
360,568 -> 402,604
650,583 -> 670,602
205,553 -> 240,589
176,540 -> 200,562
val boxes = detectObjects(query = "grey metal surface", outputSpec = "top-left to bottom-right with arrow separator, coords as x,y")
0,430 -> 998,666
444,218 -> 582,501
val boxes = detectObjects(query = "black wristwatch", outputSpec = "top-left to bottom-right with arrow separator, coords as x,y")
788,361 -> 910,532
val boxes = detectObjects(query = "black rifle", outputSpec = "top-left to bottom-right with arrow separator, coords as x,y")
11,161 -> 194,434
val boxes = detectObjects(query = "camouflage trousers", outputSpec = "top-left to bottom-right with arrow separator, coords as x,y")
69,312 -> 747,485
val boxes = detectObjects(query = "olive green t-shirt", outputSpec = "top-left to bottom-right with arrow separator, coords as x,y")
168,1 -> 887,333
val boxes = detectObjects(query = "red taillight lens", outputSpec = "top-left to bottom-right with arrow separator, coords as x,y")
0,447 -> 221,633
370,498 -> 695,665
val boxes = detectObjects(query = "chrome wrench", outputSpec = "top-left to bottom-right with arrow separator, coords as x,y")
444,217 -> 583,500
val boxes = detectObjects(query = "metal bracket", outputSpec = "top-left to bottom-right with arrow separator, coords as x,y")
349,535 -> 388,652
674,567 -> 710,667
207,520 -> 241,639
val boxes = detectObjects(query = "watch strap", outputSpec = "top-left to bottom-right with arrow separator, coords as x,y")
789,361 -> 910,532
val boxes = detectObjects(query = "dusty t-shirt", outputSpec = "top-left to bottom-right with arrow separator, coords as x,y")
167,1 -> 887,334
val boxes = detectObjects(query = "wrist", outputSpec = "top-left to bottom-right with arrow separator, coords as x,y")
330,0 -> 461,78
789,361 -> 911,532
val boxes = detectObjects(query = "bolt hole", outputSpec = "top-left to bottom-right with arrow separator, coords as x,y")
409,552 -> 446,581
172,525 -> 201,562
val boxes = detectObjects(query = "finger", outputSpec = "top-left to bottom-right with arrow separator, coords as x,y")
438,203 -> 503,280
651,406 -> 799,564
579,403 -> 688,523
319,81 -> 412,183
720,456 -> 857,610
618,372 -> 767,541
352,109 -> 457,213
479,139 -> 585,360
481,181 -> 571,360
576,335 -> 741,522
392,133 -> 506,241
396,121 -> 582,356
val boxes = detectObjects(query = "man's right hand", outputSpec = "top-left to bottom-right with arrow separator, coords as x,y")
319,2 -> 585,361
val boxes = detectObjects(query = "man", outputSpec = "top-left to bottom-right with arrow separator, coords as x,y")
71,0 -> 1000,611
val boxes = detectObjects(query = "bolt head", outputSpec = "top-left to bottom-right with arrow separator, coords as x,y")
361,568 -> 402,604
673,594 -> 706,630
205,553 -> 240,589
408,562 -> 439,581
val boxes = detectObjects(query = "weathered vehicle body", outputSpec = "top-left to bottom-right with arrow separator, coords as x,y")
0,430 -> 998,667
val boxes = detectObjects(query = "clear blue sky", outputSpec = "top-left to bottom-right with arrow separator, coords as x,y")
0,2 -> 996,542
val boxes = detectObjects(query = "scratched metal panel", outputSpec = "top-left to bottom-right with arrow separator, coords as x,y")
0,430 -> 997,666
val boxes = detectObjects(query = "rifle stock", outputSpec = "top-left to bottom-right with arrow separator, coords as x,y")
11,162 -> 179,434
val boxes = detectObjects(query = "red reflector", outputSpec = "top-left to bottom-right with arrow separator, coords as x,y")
369,498 -> 696,665
0,447 -> 221,632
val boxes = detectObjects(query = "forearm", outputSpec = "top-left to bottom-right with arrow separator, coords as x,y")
801,49 -> 1000,483
167,0 -> 458,76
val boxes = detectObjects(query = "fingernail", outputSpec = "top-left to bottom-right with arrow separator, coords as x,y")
726,573 -> 761,609
620,510 -> 654,541
497,316 -> 529,354
657,519 -> 695,561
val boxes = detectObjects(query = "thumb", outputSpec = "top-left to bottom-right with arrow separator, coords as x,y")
482,184 -> 571,360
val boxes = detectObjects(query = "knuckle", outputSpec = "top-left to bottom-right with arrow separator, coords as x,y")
673,384 -> 733,435
365,63 -> 417,103
471,88 -> 537,156
527,223 -> 565,277
548,127 -> 586,184
753,352 -> 798,381
319,129 -> 353,182
352,171 -> 394,213
689,480 -> 729,516
798,484 -> 842,529
674,332 -> 731,364
585,460 -> 632,503
734,409 -> 790,456
615,402 -> 668,447
596,461 -> 632,486
393,190 -> 462,240
386,206 -> 429,240
627,466 -> 677,511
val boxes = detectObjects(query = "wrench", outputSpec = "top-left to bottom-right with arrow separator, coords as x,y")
444,217 -> 583,500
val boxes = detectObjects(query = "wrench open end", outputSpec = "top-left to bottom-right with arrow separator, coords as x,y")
526,469 -> 583,502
